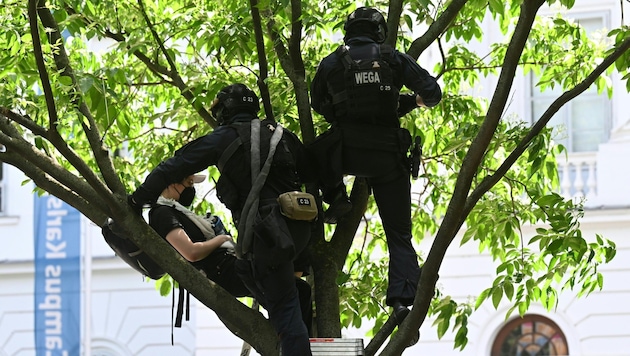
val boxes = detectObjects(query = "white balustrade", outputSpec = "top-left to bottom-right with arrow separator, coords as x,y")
556,152 -> 598,206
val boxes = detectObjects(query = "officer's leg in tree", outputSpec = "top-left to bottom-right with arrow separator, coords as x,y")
255,260 -> 312,355
322,182 -> 352,224
295,277 -> 313,337
370,169 -> 421,346
307,127 -> 352,224
291,232 -> 314,337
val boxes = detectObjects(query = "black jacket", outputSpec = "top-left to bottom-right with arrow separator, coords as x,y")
310,36 -> 442,126
132,114 -> 314,214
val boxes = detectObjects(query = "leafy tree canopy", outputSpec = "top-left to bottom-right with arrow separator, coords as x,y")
0,0 -> 627,354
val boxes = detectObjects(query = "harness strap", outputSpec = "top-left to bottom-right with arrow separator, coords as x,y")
171,285 -> 190,345
175,286 -> 185,328
217,137 -> 243,172
337,45 -> 355,69
236,121 -> 284,259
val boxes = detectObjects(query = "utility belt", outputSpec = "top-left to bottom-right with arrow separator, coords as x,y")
338,124 -> 411,154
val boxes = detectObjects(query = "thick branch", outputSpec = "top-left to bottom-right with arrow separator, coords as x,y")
330,179 -> 370,267
0,149 -> 107,224
262,5 -> 315,143
385,0 -> 404,46
0,119 -> 110,224
380,1 -> 547,354
289,0 -> 305,77
364,317 -> 398,356
0,107 -> 47,137
263,9 -> 296,83
111,212 -> 279,355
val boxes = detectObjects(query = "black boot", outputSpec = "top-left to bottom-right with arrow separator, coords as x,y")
392,300 -> 420,347
323,186 -> 352,224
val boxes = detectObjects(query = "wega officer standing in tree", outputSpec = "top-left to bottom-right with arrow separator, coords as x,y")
309,6 -> 442,344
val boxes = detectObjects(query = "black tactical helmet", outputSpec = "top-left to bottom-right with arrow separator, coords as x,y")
344,7 -> 387,43
211,83 -> 260,125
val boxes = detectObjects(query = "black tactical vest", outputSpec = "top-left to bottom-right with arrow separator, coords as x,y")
328,43 -> 399,125
216,119 -> 298,213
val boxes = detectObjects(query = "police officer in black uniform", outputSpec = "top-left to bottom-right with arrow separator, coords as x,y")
309,6 -> 442,341
130,83 -> 314,355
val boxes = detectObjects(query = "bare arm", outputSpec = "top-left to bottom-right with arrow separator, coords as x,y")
416,95 -> 427,108
166,228 -> 233,262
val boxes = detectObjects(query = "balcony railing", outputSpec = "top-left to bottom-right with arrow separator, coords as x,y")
557,152 -> 598,206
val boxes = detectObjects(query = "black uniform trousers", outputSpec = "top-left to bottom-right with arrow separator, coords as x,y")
235,216 -> 313,356
313,125 -> 421,307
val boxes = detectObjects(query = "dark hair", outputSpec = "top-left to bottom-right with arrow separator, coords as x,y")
211,83 -> 260,125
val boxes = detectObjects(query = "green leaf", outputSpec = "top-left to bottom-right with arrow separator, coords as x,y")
475,288 -> 491,310
503,282 -> 514,301
437,318 -> 450,339
492,287 -> 503,309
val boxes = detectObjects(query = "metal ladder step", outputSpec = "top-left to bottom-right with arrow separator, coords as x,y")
309,338 -> 364,355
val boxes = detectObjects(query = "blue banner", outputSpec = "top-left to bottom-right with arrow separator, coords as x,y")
34,194 -> 81,356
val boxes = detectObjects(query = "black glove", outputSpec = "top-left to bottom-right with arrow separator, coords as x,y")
397,93 -> 418,117
127,195 -> 143,215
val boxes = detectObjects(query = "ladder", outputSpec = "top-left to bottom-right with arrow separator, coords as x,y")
309,338 -> 364,355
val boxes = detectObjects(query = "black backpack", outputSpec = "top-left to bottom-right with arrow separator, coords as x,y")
101,218 -> 190,336
101,218 -> 166,280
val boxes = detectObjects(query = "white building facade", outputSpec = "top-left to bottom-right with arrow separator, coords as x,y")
1,0 -> 630,355
412,0 -> 630,355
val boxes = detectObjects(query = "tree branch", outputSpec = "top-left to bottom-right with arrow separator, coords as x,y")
407,0 -> 469,59
0,116 -> 110,223
385,0 -> 404,47
110,212 -> 280,355
65,4 -> 217,127
380,1 -> 547,354
27,0 -> 58,130
135,0 -> 216,127
137,0 -> 178,76
36,2 -> 125,203
364,316 -> 398,356
465,35 -> 630,217
0,107 -> 47,137
0,148 -> 107,224
261,4 -> 316,142
249,0 -> 274,120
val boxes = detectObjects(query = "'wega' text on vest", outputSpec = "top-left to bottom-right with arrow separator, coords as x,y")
354,71 -> 380,84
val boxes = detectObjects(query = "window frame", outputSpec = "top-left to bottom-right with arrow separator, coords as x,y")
491,314 -> 569,356
526,11 -> 612,153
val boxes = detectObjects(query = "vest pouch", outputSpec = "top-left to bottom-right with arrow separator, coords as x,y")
307,128 -> 343,189
252,204 -> 295,265
277,191 -> 318,221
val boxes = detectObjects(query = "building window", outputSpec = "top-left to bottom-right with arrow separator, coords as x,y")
530,13 -> 611,153
491,314 -> 569,356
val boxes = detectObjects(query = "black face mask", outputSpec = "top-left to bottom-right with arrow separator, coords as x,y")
178,186 -> 196,207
